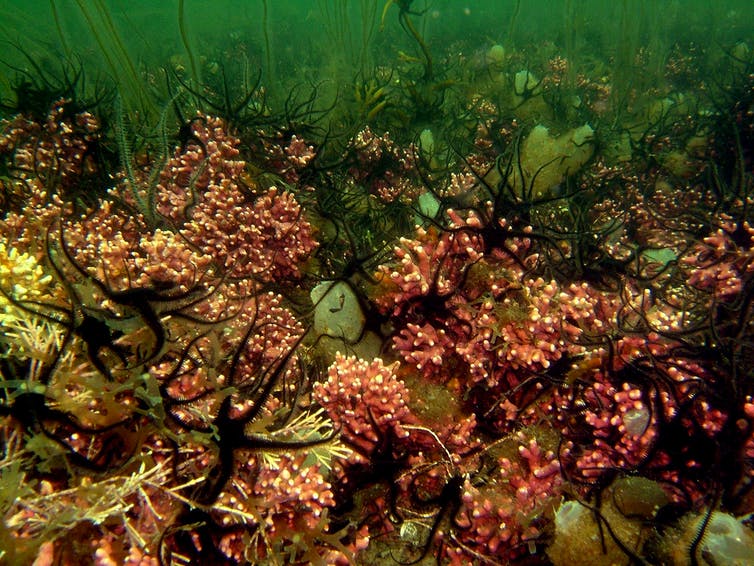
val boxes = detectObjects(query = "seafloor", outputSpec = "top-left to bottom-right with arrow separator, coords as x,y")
1,4 -> 754,566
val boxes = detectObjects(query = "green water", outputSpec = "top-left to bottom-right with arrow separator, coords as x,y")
2,0 -> 753,123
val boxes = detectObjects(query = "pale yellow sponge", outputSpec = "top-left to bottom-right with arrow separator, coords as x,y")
0,243 -> 64,365
0,243 -> 56,319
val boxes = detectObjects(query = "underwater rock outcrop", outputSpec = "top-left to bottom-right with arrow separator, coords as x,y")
485,123 -> 596,199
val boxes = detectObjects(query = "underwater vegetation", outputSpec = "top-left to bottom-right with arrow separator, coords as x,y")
1,0 -> 754,564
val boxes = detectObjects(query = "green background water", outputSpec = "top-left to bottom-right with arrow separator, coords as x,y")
2,0 -> 753,113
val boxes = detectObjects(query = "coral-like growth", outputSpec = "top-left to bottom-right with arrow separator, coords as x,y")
314,353 -> 415,466
2,25 -> 754,564
0,104 -> 351,564
155,115 -> 317,281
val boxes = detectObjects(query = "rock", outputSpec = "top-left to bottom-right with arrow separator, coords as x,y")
311,281 -> 365,343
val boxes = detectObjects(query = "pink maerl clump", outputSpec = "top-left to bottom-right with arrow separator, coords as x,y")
314,353 -> 415,466
446,432 -> 562,564
154,114 -> 318,281
374,209 -> 599,419
682,219 -> 754,299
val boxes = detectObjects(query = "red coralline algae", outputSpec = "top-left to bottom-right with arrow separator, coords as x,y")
562,376 -> 659,478
314,353 -> 414,464
0,104 -> 339,564
374,208 -> 602,411
155,116 -> 317,280
347,126 -> 422,203
1,38 -> 754,564
682,220 -> 754,298
0,99 -> 100,197
448,433 -> 562,563
213,453 -> 341,563
255,131 -> 317,185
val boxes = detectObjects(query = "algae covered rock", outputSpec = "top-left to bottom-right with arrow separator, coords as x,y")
547,477 -> 666,566
311,280 -> 365,342
650,511 -> 754,566
485,123 -> 596,199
